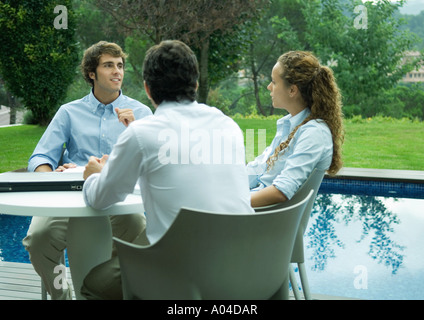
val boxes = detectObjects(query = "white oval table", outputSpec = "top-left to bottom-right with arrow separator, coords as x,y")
0,191 -> 144,300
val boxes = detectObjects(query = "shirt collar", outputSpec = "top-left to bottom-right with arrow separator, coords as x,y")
155,100 -> 196,114
89,89 -> 123,115
289,108 -> 311,129
277,108 -> 311,131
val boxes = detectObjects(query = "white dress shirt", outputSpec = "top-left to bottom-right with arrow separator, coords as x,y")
247,108 -> 333,200
84,100 -> 254,244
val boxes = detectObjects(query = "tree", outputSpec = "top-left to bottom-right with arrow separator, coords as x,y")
0,76 -> 22,125
401,10 -> 424,51
73,0 -> 126,49
234,0 -> 305,116
302,0 -> 422,111
395,83 -> 424,119
0,0 -> 79,125
94,0 -> 268,103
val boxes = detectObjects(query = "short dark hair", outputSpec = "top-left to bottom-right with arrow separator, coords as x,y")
143,40 -> 199,105
81,41 -> 128,87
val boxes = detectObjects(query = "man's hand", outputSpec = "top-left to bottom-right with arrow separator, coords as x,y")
115,108 -> 135,127
83,155 -> 109,180
55,163 -> 77,172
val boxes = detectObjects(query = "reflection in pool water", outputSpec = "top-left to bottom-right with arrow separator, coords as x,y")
304,193 -> 424,300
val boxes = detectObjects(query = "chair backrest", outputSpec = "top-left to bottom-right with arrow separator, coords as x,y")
254,168 -> 325,263
114,190 -> 313,300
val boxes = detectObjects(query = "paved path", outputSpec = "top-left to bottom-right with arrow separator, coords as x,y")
0,106 -> 24,127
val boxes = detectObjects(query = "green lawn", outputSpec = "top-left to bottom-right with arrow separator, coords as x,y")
1,116 -> 423,173
0,125 -> 46,173
341,118 -> 424,171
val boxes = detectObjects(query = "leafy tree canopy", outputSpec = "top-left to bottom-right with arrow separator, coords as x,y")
0,0 -> 79,125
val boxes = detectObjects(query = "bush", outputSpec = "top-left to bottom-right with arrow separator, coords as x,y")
343,83 -> 424,121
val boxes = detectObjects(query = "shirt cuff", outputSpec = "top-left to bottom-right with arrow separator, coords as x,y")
82,173 -> 99,207
27,158 -> 54,172
273,181 -> 295,201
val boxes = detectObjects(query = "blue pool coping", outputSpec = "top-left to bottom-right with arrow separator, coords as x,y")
321,167 -> 424,199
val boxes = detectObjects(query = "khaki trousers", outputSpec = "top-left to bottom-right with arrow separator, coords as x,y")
22,214 -> 146,300
81,230 -> 150,300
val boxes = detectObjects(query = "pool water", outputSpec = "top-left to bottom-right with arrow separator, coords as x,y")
0,215 -> 31,263
1,183 -> 423,300
303,193 -> 424,300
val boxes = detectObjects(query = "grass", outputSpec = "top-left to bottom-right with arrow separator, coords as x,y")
1,116 -> 423,173
235,118 -> 276,162
0,125 -> 46,173
341,117 -> 424,171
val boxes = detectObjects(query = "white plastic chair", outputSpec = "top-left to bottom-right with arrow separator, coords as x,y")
114,190 -> 313,300
254,168 -> 325,300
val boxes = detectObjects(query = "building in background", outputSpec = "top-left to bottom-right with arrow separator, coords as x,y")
401,51 -> 424,84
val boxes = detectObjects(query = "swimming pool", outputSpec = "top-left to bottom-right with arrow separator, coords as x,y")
0,214 -> 31,263
303,192 -> 424,300
0,177 -> 423,300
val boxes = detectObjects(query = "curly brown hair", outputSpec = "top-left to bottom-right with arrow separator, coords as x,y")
267,51 -> 345,176
80,41 -> 128,87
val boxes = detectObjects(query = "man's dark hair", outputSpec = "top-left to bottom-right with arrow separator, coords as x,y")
143,40 -> 199,105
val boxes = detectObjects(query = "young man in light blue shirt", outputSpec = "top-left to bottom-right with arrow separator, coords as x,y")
23,41 -> 152,299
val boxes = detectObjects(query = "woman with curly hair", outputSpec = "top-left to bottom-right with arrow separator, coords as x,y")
248,51 -> 344,207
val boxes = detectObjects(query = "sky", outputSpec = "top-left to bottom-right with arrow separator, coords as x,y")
401,0 -> 424,14
363,0 -> 424,15
396,0 -> 424,14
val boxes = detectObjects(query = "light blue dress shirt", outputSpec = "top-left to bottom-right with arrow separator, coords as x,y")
246,108 -> 333,200
28,90 -> 152,172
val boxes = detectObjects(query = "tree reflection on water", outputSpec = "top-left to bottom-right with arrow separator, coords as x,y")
307,193 -> 405,274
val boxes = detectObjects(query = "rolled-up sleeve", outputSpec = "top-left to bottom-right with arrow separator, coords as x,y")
28,108 -> 70,172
